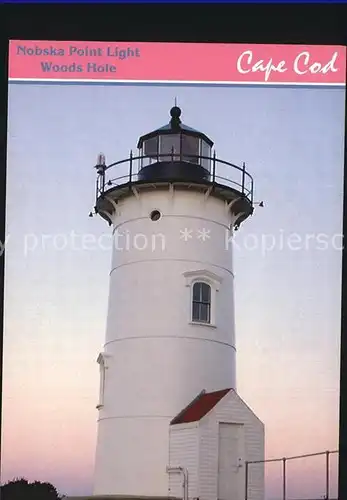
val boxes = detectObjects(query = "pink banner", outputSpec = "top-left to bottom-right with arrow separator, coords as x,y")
8,40 -> 346,85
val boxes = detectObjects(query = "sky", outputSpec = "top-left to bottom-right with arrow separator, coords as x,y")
2,83 -> 345,499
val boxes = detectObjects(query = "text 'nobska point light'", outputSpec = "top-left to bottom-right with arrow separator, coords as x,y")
88,107 -> 264,500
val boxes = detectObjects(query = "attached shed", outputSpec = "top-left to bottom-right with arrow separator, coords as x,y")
168,389 -> 264,500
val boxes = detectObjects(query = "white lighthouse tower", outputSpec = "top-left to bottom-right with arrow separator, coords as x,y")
92,107 -> 265,500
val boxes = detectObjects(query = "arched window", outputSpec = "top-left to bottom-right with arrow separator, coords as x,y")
183,269 -> 222,327
192,281 -> 211,323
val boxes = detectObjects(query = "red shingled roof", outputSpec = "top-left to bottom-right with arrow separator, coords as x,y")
170,388 -> 232,425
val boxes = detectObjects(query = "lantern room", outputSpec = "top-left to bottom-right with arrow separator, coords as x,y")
137,106 -> 214,182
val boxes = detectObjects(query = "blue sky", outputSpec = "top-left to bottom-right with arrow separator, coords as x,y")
2,83 -> 345,499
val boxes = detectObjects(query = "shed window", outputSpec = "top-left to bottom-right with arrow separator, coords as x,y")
192,282 -> 211,323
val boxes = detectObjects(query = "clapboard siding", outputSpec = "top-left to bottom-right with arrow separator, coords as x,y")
199,391 -> 264,500
169,423 -> 199,499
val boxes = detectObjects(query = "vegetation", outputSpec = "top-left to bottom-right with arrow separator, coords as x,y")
0,478 -> 63,499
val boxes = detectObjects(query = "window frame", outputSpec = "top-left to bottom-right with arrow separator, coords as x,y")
183,269 -> 222,327
192,281 -> 212,324
143,136 -> 159,157
181,133 -> 200,164
159,133 -> 181,160
96,352 -> 110,410
200,138 -> 212,172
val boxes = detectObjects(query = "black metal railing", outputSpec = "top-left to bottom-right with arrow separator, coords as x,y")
95,152 -> 254,205
245,449 -> 339,500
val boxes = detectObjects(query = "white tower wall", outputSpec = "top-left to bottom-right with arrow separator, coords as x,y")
94,188 -> 238,497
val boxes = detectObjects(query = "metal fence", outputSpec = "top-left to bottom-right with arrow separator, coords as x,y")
245,449 -> 339,500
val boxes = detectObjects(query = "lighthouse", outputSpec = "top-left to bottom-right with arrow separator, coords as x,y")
92,107 -> 265,500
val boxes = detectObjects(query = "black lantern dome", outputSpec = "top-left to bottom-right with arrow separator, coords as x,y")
136,106 -> 214,183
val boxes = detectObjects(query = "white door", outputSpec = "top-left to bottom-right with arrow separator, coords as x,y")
217,423 -> 245,500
